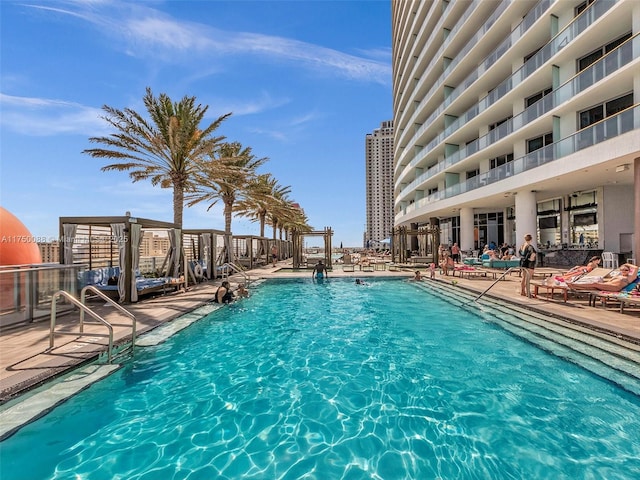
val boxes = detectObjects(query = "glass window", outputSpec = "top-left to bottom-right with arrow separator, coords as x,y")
578,50 -> 602,71
489,117 -> 512,130
605,33 -> 632,53
490,153 -> 514,169
527,133 -> 553,153
579,93 -> 633,129
575,0 -> 595,16
579,105 -> 603,129
526,88 -> 552,108
606,93 -> 633,116
578,32 -> 632,71
473,213 -> 504,250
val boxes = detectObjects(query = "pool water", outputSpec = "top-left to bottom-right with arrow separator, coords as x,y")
2,278 -> 640,479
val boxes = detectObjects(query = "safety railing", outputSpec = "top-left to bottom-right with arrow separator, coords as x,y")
0,263 -> 86,329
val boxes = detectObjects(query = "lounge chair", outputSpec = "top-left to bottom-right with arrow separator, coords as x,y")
533,267 -> 613,302
566,266 -> 638,303
482,258 -> 521,269
342,254 -> 356,272
452,265 -> 489,279
80,266 -> 173,299
619,294 -> 640,313
589,275 -> 640,310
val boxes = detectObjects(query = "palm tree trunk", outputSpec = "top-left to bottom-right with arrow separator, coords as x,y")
224,201 -> 234,263
259,213 -> 266,237
173,185 -> 184,228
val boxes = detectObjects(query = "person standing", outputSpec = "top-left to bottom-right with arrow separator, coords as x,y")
518,234 -> 537,297
271,244 -> 278,267
451,243 -> 460,263
312,260 -> 328,279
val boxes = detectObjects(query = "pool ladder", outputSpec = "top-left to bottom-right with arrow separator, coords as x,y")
48,286 -> 136,363
220,262 -> 253,285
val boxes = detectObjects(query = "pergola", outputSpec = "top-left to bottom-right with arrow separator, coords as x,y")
59,215 -> 179,303
232,235 -> 270,270
291,227 -> 333,269
391,225 -> 440,264
182,228 -> 226,281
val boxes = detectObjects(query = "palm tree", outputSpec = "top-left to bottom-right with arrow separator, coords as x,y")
278,200 -> 312,241
236,174 -> 292,238
83,87 -> 231,228
268,192 -> 311,241
186,141 -> 268,263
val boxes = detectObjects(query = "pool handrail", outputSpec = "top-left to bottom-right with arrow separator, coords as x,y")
220,262 -> 252,285
80,286 -> 136,355
470,266 -> 522,303
49,290 -> 114,363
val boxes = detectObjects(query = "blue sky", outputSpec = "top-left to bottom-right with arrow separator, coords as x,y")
0,0 -> 392,248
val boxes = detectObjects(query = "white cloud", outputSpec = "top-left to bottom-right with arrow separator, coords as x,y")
25,1 -> 391,85
0,90 -> 292,137
211,91 -> 291,117
0,93 -> 107,136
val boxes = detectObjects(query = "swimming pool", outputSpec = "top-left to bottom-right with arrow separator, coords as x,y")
2,278 -> 640,479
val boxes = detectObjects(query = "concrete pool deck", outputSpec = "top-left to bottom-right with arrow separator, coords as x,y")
1,260 -> 639,403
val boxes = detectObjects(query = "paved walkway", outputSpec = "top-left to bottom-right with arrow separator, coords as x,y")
1,261 -> 639,403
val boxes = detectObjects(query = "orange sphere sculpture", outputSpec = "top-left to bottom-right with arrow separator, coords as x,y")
0,208 -> 43,312
0,207 -> 42,266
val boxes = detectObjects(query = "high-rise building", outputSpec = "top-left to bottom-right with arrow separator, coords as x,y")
365,120 -> 394,249
391,0 -> 639,261
140,231 -> 170,257
38,241 -> 60,263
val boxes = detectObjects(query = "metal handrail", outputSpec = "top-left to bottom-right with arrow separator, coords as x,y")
49,291 -> 114,363
80,286 -> 136,354
470,266 -> 522,303
220,262 -> 251,284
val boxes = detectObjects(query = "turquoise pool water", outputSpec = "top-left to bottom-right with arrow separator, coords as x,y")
2,278 -> 640,479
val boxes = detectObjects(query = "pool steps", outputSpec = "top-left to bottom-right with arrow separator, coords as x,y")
136,303 -> 221,347
416,281 -> 640,396
0,364 -> 120,440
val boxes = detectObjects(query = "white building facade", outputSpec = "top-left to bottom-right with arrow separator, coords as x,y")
365,120 -> 395,249
391,0 -> 639,262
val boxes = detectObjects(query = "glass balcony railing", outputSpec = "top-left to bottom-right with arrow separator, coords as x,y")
396,0 -> 516,167
396,104 -> 638,221
397,33 -> 638,200
396,0 -> 616,178
0,263 -> 85,329
397,0 -> 554,170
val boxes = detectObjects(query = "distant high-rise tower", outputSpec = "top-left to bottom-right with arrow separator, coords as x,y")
365,120 -> 394,249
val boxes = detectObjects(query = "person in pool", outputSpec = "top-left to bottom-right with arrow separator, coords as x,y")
312,260 -> 328,279
214,281 -> 235,304
410,271 -> 423,281
236,283 -> 249,298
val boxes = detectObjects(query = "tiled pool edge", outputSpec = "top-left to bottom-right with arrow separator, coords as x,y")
0,364 -> 121,440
